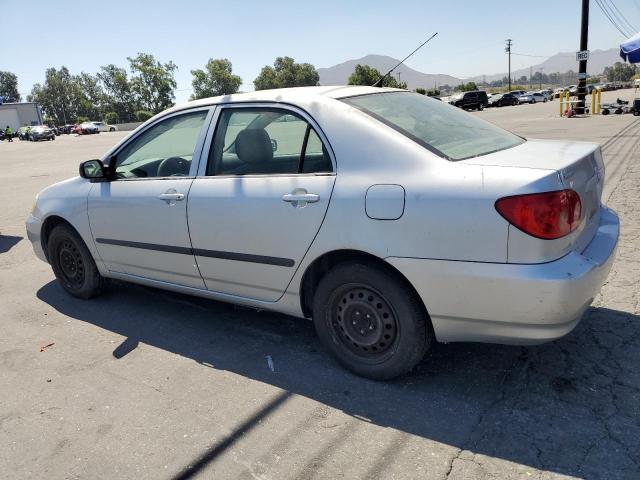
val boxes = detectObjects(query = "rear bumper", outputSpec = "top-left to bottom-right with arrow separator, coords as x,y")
387,206 -> 619,345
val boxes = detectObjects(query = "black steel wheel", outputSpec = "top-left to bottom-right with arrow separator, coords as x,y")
47,224 -> 104,299
330,285 -> 399,362
57,239 -> 86,288
313,262 -> 432,380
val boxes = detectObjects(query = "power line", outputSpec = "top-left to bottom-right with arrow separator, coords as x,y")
511,52 -> 574,58
605,0 -> 638,35
595,0 -> 632,37
595,0 -> 630,36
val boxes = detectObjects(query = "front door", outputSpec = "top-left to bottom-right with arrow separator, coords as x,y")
188,106 -> 336,302
88,108 -> 211,288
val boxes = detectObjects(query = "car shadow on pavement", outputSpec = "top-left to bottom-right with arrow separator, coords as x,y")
37,280 -> 640,479
0,235 -> 22,253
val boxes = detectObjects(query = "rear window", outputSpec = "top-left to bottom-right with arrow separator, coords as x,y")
342,91 -> 524,161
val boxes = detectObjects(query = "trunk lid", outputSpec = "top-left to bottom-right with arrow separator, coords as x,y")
462,139 -> 605,262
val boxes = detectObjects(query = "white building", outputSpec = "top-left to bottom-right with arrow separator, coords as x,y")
0,102 -> 44,131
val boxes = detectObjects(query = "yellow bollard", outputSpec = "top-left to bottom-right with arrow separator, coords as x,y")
596,89 -> 602,114
591,89 -> 596,115
566,91 -> 571,113
560,91 -> 564,116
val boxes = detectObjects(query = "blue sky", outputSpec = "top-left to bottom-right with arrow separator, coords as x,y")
1,0 -> 639,103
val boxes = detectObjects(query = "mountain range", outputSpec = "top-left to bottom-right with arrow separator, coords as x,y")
317,55 -> 459,89
317,49 -> 622,89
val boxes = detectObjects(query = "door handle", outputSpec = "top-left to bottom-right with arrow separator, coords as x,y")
282,193 -> 319,203
158,193 -> 185,201
158,189 -> 185,205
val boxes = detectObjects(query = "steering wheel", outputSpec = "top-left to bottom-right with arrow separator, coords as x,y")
157,157 -> 190,177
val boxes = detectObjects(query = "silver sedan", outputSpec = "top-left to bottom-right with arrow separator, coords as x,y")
26,86 -> 619,379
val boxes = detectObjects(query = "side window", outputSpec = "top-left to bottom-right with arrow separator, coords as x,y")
114,110 -> 208,179
207,108 -> 332,176
301,129 -> 332,173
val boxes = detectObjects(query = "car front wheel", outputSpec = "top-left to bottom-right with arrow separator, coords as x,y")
312,262 -> 431,380
47,224 -> 104,299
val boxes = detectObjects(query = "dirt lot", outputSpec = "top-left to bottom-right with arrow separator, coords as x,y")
1,94 -> 639,480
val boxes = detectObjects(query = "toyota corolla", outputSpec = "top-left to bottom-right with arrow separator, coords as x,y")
26,86 -> 619,379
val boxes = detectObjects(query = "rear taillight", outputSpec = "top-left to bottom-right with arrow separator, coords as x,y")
495,189 -> 582,240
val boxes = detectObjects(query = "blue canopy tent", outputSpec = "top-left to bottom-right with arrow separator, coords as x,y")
620,32 -> 640,63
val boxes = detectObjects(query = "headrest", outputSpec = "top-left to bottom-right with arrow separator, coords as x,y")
235,128 -> 273,164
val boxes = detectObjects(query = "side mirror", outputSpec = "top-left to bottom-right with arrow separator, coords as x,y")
271,139 -> 278,152
79,159 -> 108,182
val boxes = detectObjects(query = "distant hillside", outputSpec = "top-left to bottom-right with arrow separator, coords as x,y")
466,48 -> 621,83
317,54 -> 461,89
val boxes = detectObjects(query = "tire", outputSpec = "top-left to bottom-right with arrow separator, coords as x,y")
634,111 -> 639,116
477,103 -> 484,111
47,224 -> 103,299
602,109 -> 610,115
312,262 -> 432,380
109,127 -> 115,132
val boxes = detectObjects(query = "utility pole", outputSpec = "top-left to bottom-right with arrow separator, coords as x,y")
539,68 -> 544,89
577,0 -> 589,114
397,71 -> 402,85
529,66 -> 533,89
505,39 -> 512,91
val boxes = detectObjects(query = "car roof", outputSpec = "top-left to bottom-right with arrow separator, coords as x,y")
164,86 -> 405,115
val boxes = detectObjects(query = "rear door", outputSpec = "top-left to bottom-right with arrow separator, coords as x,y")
187,105 -> 335,302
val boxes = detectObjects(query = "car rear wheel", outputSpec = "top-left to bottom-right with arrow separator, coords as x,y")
312,262 -> 431,380
477,103 -> 484,111
47,224 -> 104,299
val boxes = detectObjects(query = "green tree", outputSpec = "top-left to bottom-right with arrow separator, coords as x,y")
98,64 -> 137,122
603,62 -> 637,82
454,81 -> 478,92
347,64 -> 407,89
253,56 -> 319,90
29,67 -> 83,124
127,53 -> 178,113
135,110 -> 154,122
415,87 -> 426,95
190,58 -> 241,100
104,112 -> 118,124
0,71 -> 21,103
74,72 -> 105,120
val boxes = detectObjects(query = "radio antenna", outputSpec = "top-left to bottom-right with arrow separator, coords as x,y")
372,32 -> 439,87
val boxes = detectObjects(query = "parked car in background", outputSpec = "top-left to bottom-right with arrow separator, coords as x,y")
448,90 -> 489,110
73,122 -> 99,135
538,89 -> 554,100
521,92 -> 547,103
26,86 -> 619,379
30,125 -> 55,142
553,88 -> 566,98
91,121 -> 118,132
487,93 -> 519,107
17,126 -> 31,141
568,85 -> 578,95
508,89 -> 526,98
632,98 -> 640,116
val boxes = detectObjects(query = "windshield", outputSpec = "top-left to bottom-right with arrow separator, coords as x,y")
342,92 -> 524,161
